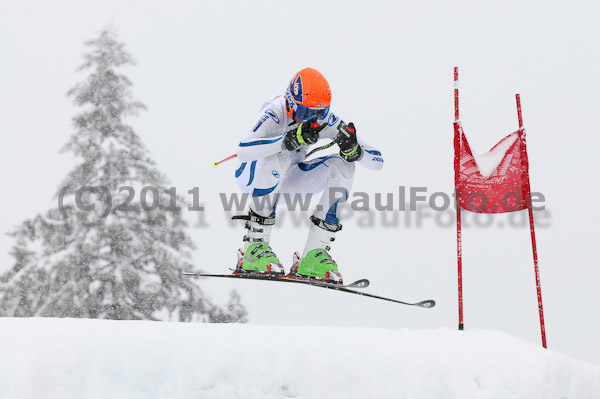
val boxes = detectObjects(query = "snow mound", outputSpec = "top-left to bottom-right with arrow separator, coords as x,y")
0,318 -> 598,399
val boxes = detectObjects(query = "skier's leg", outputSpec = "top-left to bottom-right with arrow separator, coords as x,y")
235,152 -> 291,218
280,155 -> 355,223
280,155 -> 355,283
233,153 -> 291,274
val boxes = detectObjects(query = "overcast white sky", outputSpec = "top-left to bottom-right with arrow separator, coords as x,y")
1,0 -> 599,366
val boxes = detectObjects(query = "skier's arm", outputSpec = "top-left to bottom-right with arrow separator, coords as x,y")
237,134 -> 285,163
357,137 -> 384,171
322,116 -> 384,170
237,108 -> 286,163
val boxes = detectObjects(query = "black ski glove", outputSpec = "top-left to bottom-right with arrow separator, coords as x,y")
282,117 -> 327,151
336,121 -> 363,162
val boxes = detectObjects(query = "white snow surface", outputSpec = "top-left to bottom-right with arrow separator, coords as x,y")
0,318 -> 598,399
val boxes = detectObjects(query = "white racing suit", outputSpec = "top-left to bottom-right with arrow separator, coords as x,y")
235,95 -> 384,224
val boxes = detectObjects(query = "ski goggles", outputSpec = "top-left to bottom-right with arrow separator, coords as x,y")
294,104 -> 330,121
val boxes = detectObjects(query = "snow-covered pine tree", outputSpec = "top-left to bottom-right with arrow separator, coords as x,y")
0,28 -> 247,323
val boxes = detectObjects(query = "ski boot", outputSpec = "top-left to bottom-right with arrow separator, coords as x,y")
233,210 -> 284,275
289,216 -> 343,284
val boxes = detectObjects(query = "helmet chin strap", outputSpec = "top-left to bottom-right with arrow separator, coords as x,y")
285,99 -> 304,124
285,99 -> 294,119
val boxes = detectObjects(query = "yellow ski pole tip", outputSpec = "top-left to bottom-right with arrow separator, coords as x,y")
211,161 -> 218,168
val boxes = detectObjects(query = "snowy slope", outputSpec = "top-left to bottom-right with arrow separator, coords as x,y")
0,318 -> 598,399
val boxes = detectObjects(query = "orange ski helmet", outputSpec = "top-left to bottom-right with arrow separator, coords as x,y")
285,68 -> 331,121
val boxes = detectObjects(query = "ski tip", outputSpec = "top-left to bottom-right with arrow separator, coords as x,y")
416,300 -> 436,308
346,279 -> 370,289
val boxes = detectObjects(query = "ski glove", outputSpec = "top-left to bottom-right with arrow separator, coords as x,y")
282,117 -> 327,151
336,122 -> 363,162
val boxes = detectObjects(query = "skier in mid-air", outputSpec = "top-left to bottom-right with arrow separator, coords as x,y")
234,68 -> 383,284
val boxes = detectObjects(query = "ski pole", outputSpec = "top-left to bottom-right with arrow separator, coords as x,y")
212,154 -> 237,168
213,141 -> 336,168
305,140 -> 336,157
215,130 -> 339,168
